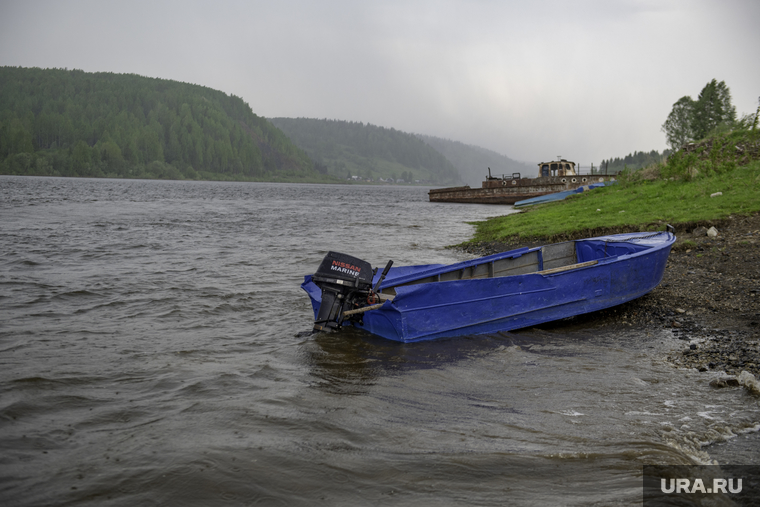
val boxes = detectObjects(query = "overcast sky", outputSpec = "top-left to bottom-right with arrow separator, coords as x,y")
1,0 -> 758,166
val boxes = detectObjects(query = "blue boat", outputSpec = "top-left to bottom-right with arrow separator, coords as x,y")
302,231 -> 675,342
513,181 -> 615,208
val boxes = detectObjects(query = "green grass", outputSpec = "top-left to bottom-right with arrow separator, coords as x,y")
464,129 -> 760,246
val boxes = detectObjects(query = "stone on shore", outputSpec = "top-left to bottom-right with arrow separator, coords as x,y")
738,371 -> 760,395
709,376 -> 740,388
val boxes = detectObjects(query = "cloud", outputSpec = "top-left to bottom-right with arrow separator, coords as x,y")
1,0 -> 758,166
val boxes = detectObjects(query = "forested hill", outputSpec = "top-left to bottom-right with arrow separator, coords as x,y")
599,149 -> 670,174
268,117 -> 462,185
416,134 -> 534,186
0,67 -> 328,181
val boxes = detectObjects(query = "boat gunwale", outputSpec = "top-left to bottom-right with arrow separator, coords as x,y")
378,232 -> 674,291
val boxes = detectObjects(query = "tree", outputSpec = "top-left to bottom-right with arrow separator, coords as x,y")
662,96 -> 695,150
71,140 -> 92,173
691,79 -> 736,140
661,79 -> 737,150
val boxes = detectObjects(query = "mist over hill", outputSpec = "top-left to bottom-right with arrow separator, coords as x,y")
1,67 -> 542,187
415,134 -> 535,186
268,117 -> 463,185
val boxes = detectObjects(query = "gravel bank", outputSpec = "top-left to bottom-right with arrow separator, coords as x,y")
634,213 -> 760,376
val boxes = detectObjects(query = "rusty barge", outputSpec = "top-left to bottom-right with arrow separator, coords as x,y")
428,159 -> 615,205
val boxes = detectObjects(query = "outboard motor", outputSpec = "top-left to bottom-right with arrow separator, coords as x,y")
311,251 -> 392,332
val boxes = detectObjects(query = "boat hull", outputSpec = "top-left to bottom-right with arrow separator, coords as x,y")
302,232 -> 675,342
513,181 -> 612,208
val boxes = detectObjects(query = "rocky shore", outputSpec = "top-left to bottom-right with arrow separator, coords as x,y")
468,212 -> 760,378
631,212 -> 760,376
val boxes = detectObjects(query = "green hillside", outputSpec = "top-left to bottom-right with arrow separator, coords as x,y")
416,134 -> 534,186
466,127 -> 760,246
268,117 -> 462,185
0,67 -> 331,182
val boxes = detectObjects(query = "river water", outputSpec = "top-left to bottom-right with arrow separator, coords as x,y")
2,176 -> 759,506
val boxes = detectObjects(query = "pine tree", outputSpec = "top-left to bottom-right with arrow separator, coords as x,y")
691,79 -> 736,140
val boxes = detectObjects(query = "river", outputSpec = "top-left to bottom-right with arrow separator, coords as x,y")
1,176 -> 759,506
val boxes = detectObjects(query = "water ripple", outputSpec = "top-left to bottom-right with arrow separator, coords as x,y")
2,176 -> 759,506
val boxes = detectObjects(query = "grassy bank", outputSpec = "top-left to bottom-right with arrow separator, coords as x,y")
464,129 -> 760,247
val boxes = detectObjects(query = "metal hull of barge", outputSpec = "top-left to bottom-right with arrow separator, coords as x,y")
428,175 -> 614,205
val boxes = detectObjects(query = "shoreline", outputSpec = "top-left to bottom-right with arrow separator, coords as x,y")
470,212 -> 760,377
637,212 -> 760,376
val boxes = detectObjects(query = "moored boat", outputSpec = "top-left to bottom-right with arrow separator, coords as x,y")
428,160 -> 615,205
513,180 -> 616,208
302,230 -> 675,342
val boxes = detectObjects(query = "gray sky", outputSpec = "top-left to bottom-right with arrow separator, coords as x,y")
1,0 -> 758,166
